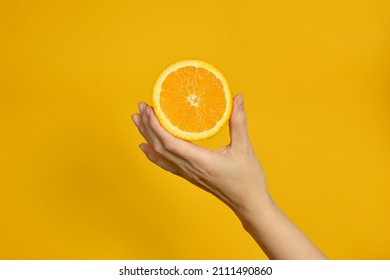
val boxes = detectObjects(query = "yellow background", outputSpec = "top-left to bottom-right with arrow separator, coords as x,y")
1,0 -> 389,259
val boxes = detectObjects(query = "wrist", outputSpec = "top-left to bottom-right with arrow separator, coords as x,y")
232,189 -> 276,231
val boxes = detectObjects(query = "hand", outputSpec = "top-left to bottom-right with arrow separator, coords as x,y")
132,93 -> 327,259
131,94 -> 270,216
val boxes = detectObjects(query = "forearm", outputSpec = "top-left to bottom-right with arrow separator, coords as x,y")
234,192 -> 327,260
133,97 -> 326,259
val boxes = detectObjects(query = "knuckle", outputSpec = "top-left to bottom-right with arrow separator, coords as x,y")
161,138 -> 177,153
137,125 -> 145,135
238,115 -> 247,127
153,143 -> 165,155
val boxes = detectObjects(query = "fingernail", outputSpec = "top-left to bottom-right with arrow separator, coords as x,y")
235,94 -> 244,109
138,102 -> 144,114
146,105 -> 151,116
138,144 -> 146,153
131,114 -> 140,127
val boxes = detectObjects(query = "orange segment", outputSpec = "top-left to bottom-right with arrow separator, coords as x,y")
153,60 -> 232,140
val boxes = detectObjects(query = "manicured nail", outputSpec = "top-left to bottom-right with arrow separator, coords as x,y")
138,144 -> 146,153
235,94 -> 244,109
131,114 -> 140,127
138,102 -> 144,114
146,105 -> 151,116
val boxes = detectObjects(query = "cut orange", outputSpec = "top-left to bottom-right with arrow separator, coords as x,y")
152,60 -> 232,141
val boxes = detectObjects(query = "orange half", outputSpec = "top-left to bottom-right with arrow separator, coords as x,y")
152,60 -> 232,141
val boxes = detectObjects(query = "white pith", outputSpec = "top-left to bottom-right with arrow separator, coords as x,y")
187,94 -> 200,107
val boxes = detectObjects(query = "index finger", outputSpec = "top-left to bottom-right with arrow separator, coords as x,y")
145,104 -> 210,162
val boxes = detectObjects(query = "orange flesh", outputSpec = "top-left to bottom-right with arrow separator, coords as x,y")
160,66 -> 226,132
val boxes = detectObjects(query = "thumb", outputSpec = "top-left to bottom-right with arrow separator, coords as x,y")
229,94 -> 250,149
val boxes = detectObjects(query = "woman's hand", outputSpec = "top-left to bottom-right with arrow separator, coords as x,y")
131,93 -> 327,259
131,94 -> 270,215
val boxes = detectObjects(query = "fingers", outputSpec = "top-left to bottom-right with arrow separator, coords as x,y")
132,101 -> 209,164
138,103 -> 165,155
147,105 -> 208,160
229,94 -> 251,150
132,109 -> 177,170
138,143 -> 180,175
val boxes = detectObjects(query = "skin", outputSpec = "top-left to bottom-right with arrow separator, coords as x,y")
131,94 -> 327,260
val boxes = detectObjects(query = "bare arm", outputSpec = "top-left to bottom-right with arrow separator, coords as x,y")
131,94 -> 327,260
234,194 -> 327,259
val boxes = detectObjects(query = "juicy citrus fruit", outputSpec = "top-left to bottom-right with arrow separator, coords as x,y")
152,60 -> 232,141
